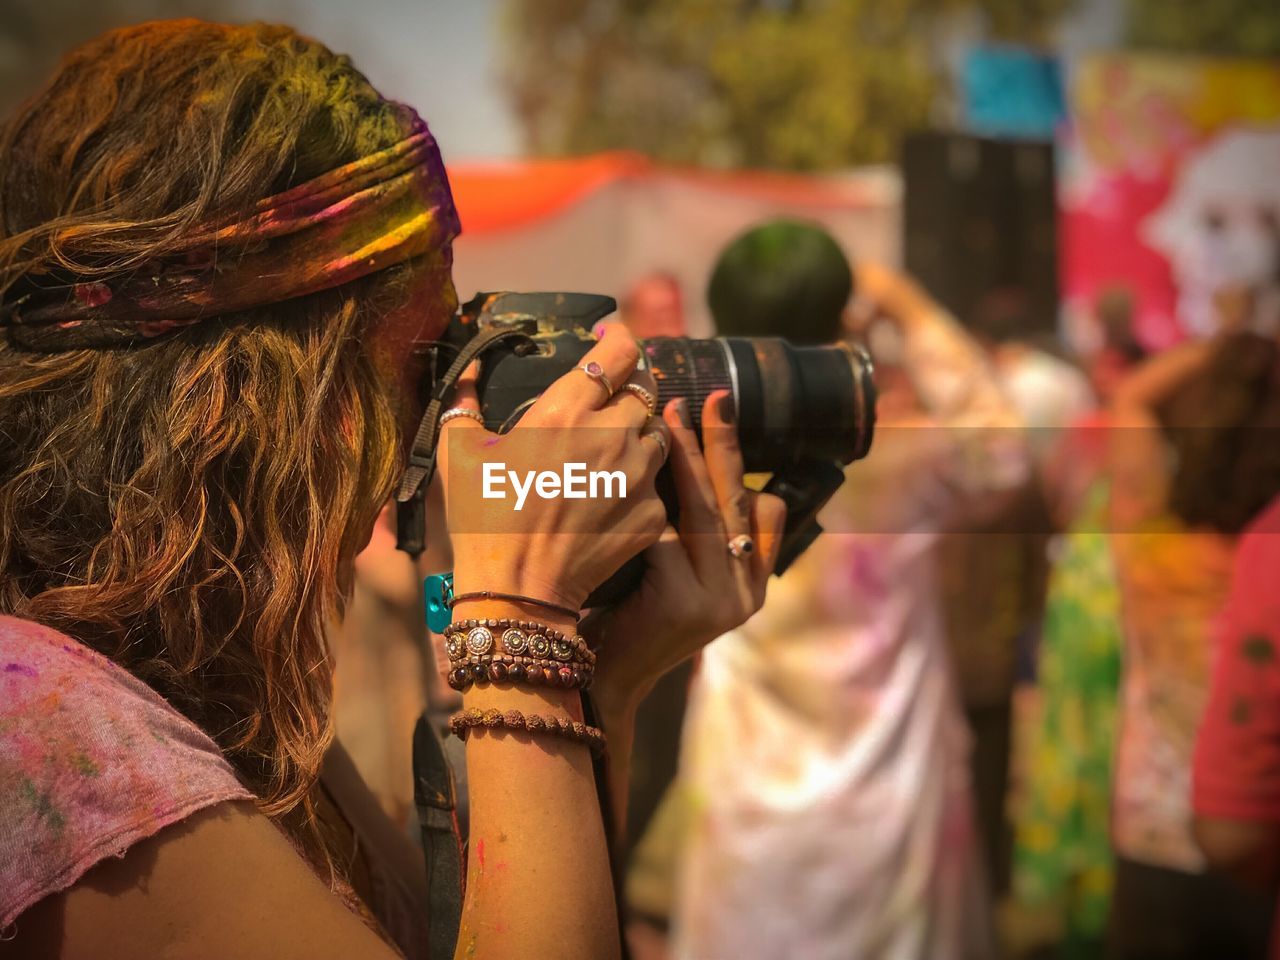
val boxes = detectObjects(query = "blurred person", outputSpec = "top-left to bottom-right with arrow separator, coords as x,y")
1088,287 -> 1147,406
1191,493 -> 1280,953
621,271 -> 686,339
938,286 -> 1089,900
1105,332 -> 1280,959
971,286 -> 1095,468
668,220 -> 1028,960
1042,286 -> 1147,528
1008,292 -> 1149,960
0,21 -> 788,960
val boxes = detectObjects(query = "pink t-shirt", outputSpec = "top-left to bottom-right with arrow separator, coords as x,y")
0,615 -> 253,930
1193,497 -> 1280,958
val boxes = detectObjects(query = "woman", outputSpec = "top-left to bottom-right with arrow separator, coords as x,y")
0,21 -> 784,960
1009,310 -> 1146,959
1106,331 -> 1280,958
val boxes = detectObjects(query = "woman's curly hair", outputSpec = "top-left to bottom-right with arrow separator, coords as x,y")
0,20 -> 423,859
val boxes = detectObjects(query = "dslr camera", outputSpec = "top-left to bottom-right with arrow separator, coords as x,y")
397,291 -> 876,604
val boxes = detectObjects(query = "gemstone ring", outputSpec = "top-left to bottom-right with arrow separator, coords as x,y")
578,360 -> 616,397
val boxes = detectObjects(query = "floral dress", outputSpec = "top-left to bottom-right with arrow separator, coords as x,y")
1013,482 -> 1122,950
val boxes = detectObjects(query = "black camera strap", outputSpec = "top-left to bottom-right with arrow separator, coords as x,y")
395,324 -> 533,555
397,324 -> 529,504
412,714 -> 464,960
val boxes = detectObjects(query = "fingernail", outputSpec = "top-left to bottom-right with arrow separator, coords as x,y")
673,397 -> 693,430
717,393 -> 736,425
593,322 -> 608,339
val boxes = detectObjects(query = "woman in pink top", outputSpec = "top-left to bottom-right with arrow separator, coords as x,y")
1192,494 -> 1280,958
0,20 -> 784,960
1106,332 -> 1280,958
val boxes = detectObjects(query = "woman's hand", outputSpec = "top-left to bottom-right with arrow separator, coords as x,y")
582,388 -> 785,841
438,323 -> 672,612
588,389 -> 787,714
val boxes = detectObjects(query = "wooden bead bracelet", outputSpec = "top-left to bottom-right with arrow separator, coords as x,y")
443,618 -> 595,667
447,656 -> 594,692
448,707 -> 607,757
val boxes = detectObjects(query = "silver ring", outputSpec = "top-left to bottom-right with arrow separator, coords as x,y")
641,428 -> 669,460
621,382 -> 658,417
727,534 -> 755,559
439,407 -> 485,427
579,360 -> 616,397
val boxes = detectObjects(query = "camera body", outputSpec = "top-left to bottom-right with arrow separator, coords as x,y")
399,291 -> 877,604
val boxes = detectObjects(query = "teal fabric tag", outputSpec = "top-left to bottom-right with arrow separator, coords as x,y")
423,572 -> 453,633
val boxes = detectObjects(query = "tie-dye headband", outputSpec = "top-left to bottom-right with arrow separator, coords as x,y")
0,122 -> 457,350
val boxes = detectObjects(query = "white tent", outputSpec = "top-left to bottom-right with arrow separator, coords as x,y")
448,153 -> 902,336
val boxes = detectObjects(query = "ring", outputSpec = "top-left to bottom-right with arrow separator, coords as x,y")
440,407 -> 485,427
621,382 -> 658,418
641,428 -> 669,459
579,360 -> 616,397
727,534 -> 755,559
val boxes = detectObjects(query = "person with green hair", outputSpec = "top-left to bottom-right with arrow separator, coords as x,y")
667,220 -> 1029,960
706,218 -> 854,345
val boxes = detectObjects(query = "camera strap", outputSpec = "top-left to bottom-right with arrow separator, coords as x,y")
395,324 -> 533,554
412,714 -> 464,959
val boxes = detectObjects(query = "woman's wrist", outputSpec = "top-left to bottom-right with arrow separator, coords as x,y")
589,658 -> 649,724
462,682 -> 585,721
450,599 -> 584,716
451,560 -> 586,617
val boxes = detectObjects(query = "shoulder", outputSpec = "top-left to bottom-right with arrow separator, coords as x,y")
1220,498 -> 1280,631
0,615 -> 254,929
1237,497 -> 1280,565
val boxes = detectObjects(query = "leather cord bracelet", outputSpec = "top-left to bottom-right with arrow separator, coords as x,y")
448,590 -> 581,622
449,707 -> 607,757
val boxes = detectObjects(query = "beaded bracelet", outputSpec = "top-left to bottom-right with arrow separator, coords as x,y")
444,618 -> 595,667
447,656 -> 594,692
449,707 -> 607,757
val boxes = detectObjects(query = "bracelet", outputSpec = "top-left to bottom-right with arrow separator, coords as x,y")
444,619 -> 596,666
447,656 -> 594,692
449,707 -> 607,757
449,590 -> 581,622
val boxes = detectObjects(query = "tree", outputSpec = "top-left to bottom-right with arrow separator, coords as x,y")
0,0 -> 221,120
499,0 -> 1076,170
1126,0 -> 1280,59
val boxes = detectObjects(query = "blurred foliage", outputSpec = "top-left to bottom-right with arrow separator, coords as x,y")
500,0 -> 1076,170
1126,0 -> 1280,59
0,0 -> 222,120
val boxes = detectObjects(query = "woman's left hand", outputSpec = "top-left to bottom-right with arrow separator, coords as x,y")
586,389 -> 787,714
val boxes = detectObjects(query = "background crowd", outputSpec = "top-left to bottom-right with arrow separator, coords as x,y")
304,3 -> 1280,959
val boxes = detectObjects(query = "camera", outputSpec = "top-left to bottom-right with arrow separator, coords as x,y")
397,291 -> 876,604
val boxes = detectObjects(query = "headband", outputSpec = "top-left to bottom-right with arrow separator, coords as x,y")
0,121 -> 457,350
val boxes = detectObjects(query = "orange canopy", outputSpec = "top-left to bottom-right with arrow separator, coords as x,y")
447,152 -> 886,234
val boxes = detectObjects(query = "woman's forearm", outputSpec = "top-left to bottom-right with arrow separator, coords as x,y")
1112,337 -> 1214,413
452,601 -> 621,960
595,685 -> 639,847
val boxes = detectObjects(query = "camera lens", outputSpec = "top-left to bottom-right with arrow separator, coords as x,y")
641,337 -> 876,472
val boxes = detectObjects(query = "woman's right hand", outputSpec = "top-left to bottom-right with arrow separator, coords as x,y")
437,323 -> 672,612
